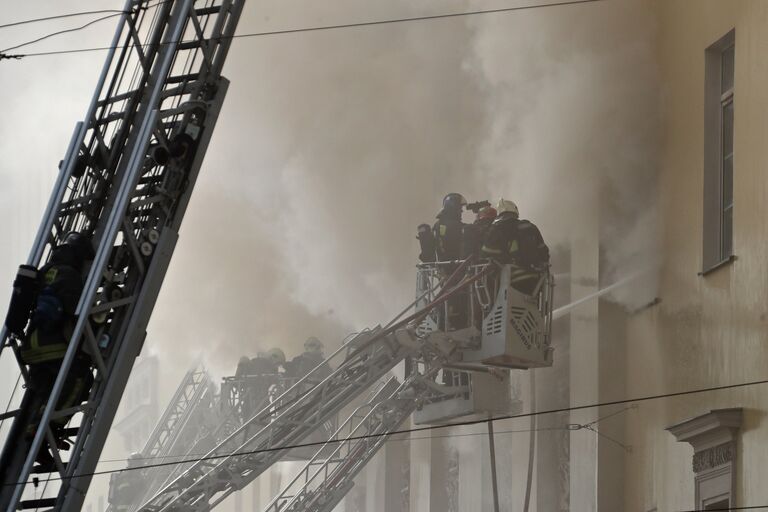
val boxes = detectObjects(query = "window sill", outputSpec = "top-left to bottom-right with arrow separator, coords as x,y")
699,254 -> 737,276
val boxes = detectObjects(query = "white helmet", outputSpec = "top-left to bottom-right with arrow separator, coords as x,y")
496,198 -> 519,218
267,348 -> 286,365
304,336 -> 324,353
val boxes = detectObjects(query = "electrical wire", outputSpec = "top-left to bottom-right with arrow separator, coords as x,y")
680,507 -> 768,512
5,374 -> 767,487
95,423 -> 570,465
1,13 -> 127,53
0,0 -> 171,54
0,9 -> 131,30
0,0 -> 606,60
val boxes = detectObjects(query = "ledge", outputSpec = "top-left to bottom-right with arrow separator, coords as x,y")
667,408 -> 743,451
699,255 -> 737,276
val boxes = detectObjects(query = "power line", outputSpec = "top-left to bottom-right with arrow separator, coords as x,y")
0,0 -> 170,54
96,403 -> 637,466
0,9 -> 130,31
96,423 -> 569,465
681,507 -> 768,512
1,13 -> 127,54
7,375 -> 767,487
0,0 -> 606,61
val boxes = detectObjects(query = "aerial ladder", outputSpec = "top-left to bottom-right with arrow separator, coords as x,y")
261,261 -> 555,512
107,365 -> 216,512
137,260 -> 553,511
0,0 -> 245,509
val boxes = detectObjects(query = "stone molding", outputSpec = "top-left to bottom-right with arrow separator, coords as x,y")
666,408 -> 742,456
692,442 -> 734,473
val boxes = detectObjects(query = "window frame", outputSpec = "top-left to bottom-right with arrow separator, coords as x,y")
702,29 -> 736,275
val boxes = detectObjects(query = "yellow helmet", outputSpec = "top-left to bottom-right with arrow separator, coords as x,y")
496,198 -> 519,218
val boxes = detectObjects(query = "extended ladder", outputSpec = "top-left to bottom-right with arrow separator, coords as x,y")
0,1 -> 245,509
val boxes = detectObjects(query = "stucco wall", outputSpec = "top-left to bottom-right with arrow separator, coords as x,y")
624,1 -> 768,510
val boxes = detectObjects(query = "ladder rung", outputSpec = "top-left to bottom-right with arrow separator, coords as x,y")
178,40 -> 202,51
31,463 -> 67,474
194,5 -> 222,16
60,427 -> 80,438
19,498 -> 57,509
166,73 -> 199,84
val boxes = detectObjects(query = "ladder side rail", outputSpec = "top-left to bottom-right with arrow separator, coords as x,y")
142,368 -> 201,458
139,330 -> 415,511
143,368 -> 210,459
159,381 -> 214,459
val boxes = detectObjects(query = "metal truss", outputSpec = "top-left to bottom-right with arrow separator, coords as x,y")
136,327 -> 433,511
110,366 -> 216,512
0,0 -> 245,509
264,370 -> 444,512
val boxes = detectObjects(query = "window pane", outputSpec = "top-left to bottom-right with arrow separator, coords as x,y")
722,45 -> 735,92
723,155 -> 733,208
722,100 -> 734,157
722,206 -> 733,258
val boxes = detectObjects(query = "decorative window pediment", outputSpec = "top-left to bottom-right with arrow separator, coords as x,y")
667,408 -> 742,511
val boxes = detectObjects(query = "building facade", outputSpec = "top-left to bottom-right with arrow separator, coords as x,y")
623,1 -> 768,510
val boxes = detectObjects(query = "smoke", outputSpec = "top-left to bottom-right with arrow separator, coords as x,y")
144,0 -> 661,384
148,0 -> 490,379
468,0 -> 661,309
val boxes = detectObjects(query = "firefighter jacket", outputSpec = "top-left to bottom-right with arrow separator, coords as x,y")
462,219 -> 494,259
284,352 -> 331,381
20,247 -> 85,365
481,214 -> 549,267
433,209 -> 465,262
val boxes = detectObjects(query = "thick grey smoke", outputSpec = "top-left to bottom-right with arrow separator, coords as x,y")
468,0 -> 660,309
148,0 -> 490,379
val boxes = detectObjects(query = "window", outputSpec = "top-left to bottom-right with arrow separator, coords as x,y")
702,30 -> 735,273
667,408 -> 742,512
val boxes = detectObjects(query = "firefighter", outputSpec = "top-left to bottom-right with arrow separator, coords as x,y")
237,349 -> 285,422
108,452 -> 146,511
285,337 -> 332,382
481,198 -> 549,295
463,205 -> 497,258
433,193 -> 467,262
17,232 -> 95,467
416,223 -> 437,263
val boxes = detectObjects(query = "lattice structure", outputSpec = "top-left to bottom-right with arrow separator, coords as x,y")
0,1 -> 245,509
137,328 -> 424,511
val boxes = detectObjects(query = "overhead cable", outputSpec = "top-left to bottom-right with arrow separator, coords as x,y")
6,374 -> 767,487
1,0 -> 606,61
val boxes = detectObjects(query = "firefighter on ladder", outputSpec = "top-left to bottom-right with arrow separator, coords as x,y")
481,198 -> 550,295
2,231 -> 95,468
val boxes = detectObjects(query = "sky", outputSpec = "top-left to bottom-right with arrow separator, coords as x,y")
0,0 -> 661,507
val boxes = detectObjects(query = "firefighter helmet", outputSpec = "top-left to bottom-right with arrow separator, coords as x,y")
496,198 -> 519,218
304,336 -> 324,353
442,193 -> 467,212
267,348 -> 286,365
61,231 -> 95,261
476,206 -> 497,223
